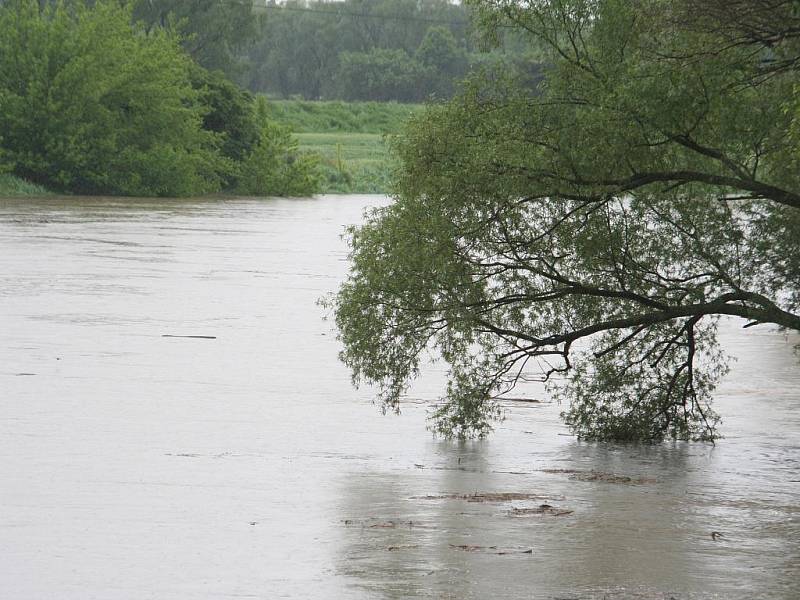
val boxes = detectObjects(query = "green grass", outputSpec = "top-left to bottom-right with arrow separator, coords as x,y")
295,133 -> 388,162
268,100 -> 422,193
267,99 -> 422,135
0,173 -> 53,196
295,132 -> 396,194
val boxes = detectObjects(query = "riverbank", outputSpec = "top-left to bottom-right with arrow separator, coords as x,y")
0,101 -> 424,198
0,174 -> 53,197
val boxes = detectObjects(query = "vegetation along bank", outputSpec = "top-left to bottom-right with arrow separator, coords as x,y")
0,0 -> 319,198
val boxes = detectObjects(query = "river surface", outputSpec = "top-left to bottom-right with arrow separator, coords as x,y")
1,194 -> 798,599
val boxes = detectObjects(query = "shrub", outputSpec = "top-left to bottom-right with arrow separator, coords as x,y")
0,0 -> 230,196
235,98 -> 321,197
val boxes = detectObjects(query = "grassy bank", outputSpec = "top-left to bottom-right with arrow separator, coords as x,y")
0,173 -> 53,197
294,132 -> 390,193
267,100 -> 421,134
269,100 -> 423,193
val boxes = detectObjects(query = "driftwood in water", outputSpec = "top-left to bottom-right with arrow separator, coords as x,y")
413,492 -> 553,502
542,468 -> 657,484
450,544 -> 533,555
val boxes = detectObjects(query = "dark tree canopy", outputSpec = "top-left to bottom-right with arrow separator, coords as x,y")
332,0 -> 800,441
131,0 -> 260,74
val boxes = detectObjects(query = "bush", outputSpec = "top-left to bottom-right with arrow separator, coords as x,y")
235,99 -> 321,197
190,67 -> 260,166
0,0 -> 230,196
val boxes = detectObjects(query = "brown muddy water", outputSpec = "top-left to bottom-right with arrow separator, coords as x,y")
0,195 -> 798,599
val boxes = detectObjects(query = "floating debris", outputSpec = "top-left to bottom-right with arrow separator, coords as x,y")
449,544 -> 533,555
508,504 -> 573,517
711,531 -> 724,541
161,334 -> 217,339
450,544 -> 483,552
542,469 -> 657,484
164,451 -> 233,459
341,518 -> 434,530
414,492 -> 554,503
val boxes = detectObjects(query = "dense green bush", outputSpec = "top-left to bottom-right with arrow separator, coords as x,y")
0,0 -> 323,199
189,66 -> 260,186
0,0 -> 231,196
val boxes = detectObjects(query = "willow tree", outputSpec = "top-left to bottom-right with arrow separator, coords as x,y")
332,0 -> 800,441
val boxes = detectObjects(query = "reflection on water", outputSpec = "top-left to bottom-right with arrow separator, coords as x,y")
0,195 -> 797,599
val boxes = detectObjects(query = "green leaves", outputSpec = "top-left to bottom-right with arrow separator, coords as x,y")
333,0 -> 800,441
234,97 -> 321,197
0,0 -> 230,196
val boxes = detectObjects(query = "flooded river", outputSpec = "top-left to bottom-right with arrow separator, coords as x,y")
1,195 -> 798,599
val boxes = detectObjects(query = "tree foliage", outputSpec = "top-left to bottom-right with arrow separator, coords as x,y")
0,0 -> 321,198
337,48 -> 428,102
131,0 -> 259,74
332,0 -> 800,441
0,0 -> 230,196
235,98 -> 321,197
189,66 -> 260,185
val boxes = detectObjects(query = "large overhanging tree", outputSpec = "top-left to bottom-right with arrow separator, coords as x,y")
332,0 -> 800,442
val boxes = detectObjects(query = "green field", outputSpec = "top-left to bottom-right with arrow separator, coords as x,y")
296,132 -> 395,194
271,100 -> 422,194
267,100 -> 422,134
294,132 -> 388,162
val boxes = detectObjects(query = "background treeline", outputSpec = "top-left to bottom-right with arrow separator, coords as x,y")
129,0 -> 544,103
244,0 -> 543,102
0,0 -> 319,197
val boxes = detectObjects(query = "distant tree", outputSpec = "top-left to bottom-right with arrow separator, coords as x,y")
337,49 -> 427,102
416,25 -> 467,75
331,0 -> 800,441
131,0 -> 260,75
246,0 -> 345,99
415,26 -> 468,98
244,0 -> 478,101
